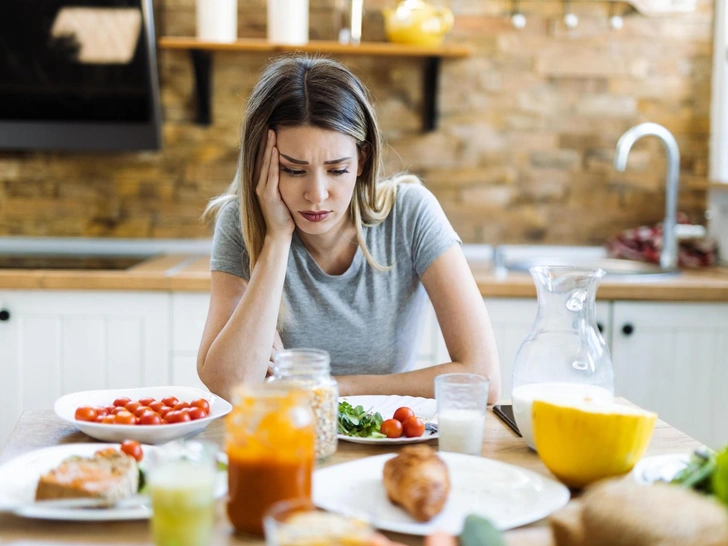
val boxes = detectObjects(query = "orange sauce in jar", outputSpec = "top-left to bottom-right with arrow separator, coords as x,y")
226,386 -> 315,536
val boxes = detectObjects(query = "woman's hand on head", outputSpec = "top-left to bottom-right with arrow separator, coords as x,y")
255,129 -> 295,239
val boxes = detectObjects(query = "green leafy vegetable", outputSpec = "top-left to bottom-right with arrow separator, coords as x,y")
670,446 -> 728,509
459,514 -> 506,546
671,449 -> 715,494
337,401 -> 386,438
138,466 -> 147,494
712,447 -> 728,506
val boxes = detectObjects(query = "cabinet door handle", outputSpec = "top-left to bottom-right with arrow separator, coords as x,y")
597,322 -> 604,333
0,309 -> 10,322
622,323 -> 634,336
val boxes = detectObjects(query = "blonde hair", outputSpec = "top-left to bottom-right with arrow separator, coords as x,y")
204,55 -> 418,279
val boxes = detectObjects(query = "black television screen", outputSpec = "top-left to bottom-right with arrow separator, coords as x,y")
0,0 -> 162,151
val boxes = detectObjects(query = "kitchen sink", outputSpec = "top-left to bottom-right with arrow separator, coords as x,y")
503,256 -> 679,279
485,245 -> 681,280
0,254 -> 152,270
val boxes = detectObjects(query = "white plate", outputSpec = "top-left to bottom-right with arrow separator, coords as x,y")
632,453 -> 690,485
0,443 -> 228,521
313,451 -> 570,535
338,395 -> 438,445
54,386 -> 233,445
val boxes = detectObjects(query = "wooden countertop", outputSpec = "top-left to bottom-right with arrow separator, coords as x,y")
1,255 -> 728,301
0,407 -> 702,545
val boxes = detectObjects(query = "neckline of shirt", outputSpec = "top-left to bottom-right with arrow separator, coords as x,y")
292,229 -> 365,281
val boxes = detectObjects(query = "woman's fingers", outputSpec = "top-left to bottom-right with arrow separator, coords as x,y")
273,330 -> 284,352
256,130 -> 274,191
252,128 -> 268,183
266,145 -> 280,193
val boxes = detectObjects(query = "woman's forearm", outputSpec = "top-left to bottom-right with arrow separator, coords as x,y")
201,235 -> 290,399
336,359 -> 502,404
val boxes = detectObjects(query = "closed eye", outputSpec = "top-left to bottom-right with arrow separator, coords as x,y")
280,165 -> 305,177
280,166 -> 350,177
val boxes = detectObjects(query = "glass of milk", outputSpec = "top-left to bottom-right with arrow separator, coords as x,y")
435,373 -> 490,456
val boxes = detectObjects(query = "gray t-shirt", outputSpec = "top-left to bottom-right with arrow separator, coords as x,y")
210,182 -> 461,376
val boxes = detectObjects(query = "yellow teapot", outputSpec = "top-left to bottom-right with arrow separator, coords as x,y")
383,0 -> 454,47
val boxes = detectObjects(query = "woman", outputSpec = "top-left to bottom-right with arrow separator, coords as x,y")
197,55 -> 500,403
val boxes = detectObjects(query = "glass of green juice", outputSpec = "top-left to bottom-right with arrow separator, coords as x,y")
147,439 -> 218,546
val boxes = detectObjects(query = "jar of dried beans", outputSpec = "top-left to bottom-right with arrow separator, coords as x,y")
268,349 -> 338,461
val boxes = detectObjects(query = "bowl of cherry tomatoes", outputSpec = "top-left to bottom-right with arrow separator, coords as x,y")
54,386 -> 233,444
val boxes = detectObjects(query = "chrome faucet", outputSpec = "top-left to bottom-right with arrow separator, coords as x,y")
613,122 -> 680,270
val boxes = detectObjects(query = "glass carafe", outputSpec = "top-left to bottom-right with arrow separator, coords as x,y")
511,266 -> 615,450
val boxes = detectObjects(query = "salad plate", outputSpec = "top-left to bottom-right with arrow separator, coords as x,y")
314,451 -> 570,535
337,395 -> 438,445
632,453 -> 691,485
54,386 -> 233,444
0,443 -> 228,521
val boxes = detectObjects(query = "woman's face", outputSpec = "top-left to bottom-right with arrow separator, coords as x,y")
275,125 -> 366,237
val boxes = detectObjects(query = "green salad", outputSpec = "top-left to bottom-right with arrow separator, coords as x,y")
671,446 -> 728,507
337,401 -> 386,438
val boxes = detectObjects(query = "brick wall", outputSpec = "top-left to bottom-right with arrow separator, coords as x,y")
0,0 -> 714,244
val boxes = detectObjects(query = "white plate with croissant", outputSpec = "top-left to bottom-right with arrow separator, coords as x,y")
313,447 -> 570,535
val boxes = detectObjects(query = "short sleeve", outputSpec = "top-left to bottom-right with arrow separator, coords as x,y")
398,183 -> 462,277
210,200 -> 250,279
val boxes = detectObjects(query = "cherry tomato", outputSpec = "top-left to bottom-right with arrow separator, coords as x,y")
140,412 -> 162,425
74,406 -> 97,422
393,407 -> 415,423
166,410 -> 191,424
101,415 -> 116,425
162,396 -> 178,407
112,406 -> 128,416
173,401 -> 190,411
124,401 -> 141,414
114,411 -> 135,425
188,407 -> 207,421
380,419 -> 403,439
139,397 -> 155,407
113,397 -> 131,408
94,406 -> 108,417
402,416 -> 425,438
120,440 -> 143,462
191,399 -> 210,413
159,406 -> 173,419
104,405 -> 116,414
95,415 -> 104,423
134,406 -> 152,418
149,401 -> 165,413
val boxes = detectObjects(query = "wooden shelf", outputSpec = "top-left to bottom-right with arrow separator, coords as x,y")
157,37 -> 473,130
157,37 -> 473,58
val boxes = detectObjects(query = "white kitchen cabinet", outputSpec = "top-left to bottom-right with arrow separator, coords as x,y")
611,301 -> 728,449
171,293 -> 210,389
0,290 -> 170,449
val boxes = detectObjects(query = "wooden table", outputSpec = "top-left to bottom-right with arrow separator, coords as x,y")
0,408 -> 702,545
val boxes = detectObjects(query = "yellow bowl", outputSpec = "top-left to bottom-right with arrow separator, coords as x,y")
532,399 -> 657,489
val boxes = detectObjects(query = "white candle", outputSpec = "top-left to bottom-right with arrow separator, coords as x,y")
196,0 -> 238,43
267,0 -> 309,45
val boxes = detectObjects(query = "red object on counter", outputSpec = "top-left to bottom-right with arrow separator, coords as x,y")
606,213 -> 718,268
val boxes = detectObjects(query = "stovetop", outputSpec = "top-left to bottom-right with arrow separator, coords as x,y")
0,254 -> 152,270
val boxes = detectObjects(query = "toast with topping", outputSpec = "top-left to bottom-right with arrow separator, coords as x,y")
35,448 -> 139,503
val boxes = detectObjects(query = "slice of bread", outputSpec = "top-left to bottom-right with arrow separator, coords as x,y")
35,448 -> 139,503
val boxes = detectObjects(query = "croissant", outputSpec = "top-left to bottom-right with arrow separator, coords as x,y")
382,445 -> 451,522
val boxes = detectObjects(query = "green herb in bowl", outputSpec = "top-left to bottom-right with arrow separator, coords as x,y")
337,401 -> 386,438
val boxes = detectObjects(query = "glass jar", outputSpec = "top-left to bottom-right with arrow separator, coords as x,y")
511,266 -> 615,451
268,349 -> 338,462
226,384 -> 315,536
